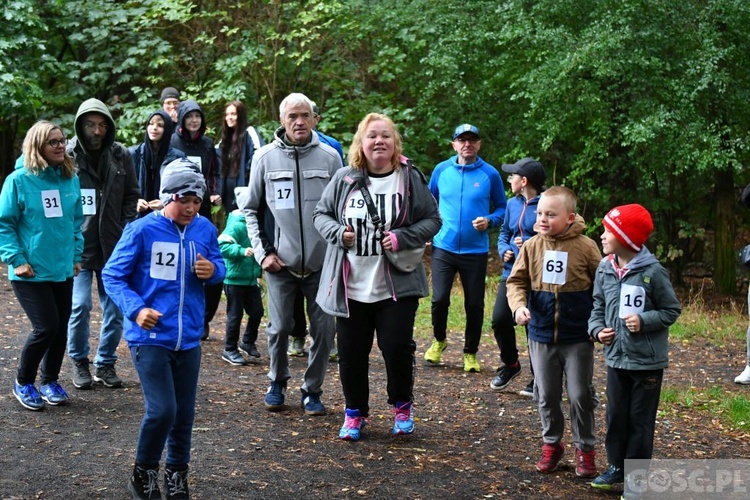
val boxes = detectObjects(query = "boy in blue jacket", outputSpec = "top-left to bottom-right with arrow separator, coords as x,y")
102,158 -> 225,500
588,204 -> 681,492
218,187 -> 264,365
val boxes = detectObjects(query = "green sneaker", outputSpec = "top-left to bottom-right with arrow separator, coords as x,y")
288,336 -> 306,357
463,353 -> 481,373
424,339 -> 448,364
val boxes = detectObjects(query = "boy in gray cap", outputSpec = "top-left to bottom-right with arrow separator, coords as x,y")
160,87 -> 180,125
103,158 -> 226,500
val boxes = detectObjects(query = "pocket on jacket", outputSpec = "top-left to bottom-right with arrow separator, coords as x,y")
302,169 -> 331,201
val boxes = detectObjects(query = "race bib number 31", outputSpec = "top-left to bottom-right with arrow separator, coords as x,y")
542,250 -> 568,285
619,284 -> 646,318
41,190 -> 63,218
150,242 -> 179,281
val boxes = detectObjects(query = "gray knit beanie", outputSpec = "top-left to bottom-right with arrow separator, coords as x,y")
159,158 -> 206,205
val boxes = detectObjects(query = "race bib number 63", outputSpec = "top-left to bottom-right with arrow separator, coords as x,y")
542,250 -> 568,285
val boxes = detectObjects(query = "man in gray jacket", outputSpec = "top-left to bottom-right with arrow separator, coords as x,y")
243,92 -> 341,415
66,98 -> 139,390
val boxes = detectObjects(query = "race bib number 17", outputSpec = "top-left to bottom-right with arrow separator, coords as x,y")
542,250 -> 568,285
274,180 -> 295,210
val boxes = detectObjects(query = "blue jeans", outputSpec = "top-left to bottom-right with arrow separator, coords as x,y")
131,345 -> 201,467
67,269 -> 123,367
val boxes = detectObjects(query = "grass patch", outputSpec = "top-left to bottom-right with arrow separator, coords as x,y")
659,385 -> 750,431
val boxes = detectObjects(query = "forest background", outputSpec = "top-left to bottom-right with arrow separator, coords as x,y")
2,0 -> 750,296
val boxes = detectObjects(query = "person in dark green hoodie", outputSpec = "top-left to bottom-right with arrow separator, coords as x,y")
218,187 -> 264,366
66,98 -> 139,391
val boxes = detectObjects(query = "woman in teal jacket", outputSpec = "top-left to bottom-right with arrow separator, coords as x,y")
0,120 -> 84,411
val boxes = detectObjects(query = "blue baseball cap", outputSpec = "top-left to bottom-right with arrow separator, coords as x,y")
452,124 -> 480,140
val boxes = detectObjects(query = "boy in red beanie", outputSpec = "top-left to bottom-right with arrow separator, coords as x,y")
588,204 -> 681,492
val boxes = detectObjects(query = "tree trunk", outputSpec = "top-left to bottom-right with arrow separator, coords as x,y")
713,167 -> 737,294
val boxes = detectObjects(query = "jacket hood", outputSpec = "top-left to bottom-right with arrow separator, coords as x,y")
177,100 -> 206,140
74,98 -> 116,154
609,246 -> 659,271
448,154 -> 486,170
537,213 -> 588,241
142,109 -> 175,169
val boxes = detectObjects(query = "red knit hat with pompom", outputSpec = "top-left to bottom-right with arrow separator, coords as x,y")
602,204 -> 653,251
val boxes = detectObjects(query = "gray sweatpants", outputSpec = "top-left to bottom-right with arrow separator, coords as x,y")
265,269 -> 334,395
528,339 -> 596,452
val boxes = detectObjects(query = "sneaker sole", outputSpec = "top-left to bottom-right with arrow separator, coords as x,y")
304,408 -> 326,416
590,481 -> 619,490
464,367 -> 481,373
13,390 -> 45,411
519,390 -> 534,397
92,376 -> 122,388
265,403 -> 285,412
221,357 -> 247,367
72,380 -> 93,390
239,347 -> 261,358
576,469 -> 597,478
393,427 -> 414,435
490,370 -> 521,390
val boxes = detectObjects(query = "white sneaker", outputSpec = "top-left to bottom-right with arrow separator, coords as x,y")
735,365 -> 750,385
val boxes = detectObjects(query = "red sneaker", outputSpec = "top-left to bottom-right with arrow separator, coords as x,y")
575,448 -> 597,478
536,442 -> 565,473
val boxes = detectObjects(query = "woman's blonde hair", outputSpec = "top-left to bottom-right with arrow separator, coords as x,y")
348,113 -> 403,171
23,120 -> 75,178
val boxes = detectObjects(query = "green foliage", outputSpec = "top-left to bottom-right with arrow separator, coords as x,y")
3,0 -> 750,291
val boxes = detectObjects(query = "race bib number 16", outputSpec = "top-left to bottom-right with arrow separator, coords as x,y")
619,284 -> 646,318
542,250 -> 568,285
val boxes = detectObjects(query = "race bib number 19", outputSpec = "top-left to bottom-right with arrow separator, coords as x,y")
619,284 -> 646,318
542,250 -> 568,285
150,242 -> 179,281
41,190 -> 63,218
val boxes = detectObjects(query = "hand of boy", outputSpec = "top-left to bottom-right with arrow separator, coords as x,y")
598,327 -> 616,345
624,314 -> 641,333
194,253 -> 215,279
502,250 -> 514,262
244,247 -> 254,257
136,308 -> 163,330
514,307 -> 531,326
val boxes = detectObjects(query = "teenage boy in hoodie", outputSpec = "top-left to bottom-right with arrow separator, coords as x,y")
66,98 -> 140,391
170,99 -> 223,341
103,158 -> 225,500
424,124 -> 507,373
588,204 -> 681,492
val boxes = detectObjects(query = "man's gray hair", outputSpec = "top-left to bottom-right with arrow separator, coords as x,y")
279,93 -> 313,119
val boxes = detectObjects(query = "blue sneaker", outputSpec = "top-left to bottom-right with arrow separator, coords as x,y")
339,408 -> 366,441
392,401 -> 414,435
13,380 -> 44,411
264,381 -> 286,411
39,381 -> 70,406
301,392 -> 326,416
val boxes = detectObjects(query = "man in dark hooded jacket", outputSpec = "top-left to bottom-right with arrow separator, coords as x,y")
66,98 -> 139,390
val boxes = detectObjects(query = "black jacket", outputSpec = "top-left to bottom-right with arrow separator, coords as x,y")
67,98 -> 139,270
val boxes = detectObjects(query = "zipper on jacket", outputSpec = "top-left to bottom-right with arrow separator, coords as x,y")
176,227 -> 187,350
294,148 -> 306,273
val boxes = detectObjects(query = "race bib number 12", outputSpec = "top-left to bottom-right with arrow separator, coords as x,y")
542,250 -> 568,285
150,242 -> 179,281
